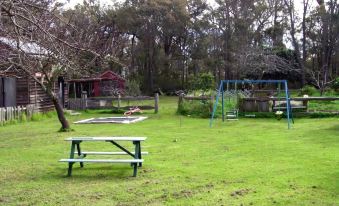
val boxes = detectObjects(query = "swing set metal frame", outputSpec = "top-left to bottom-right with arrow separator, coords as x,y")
209,80 -> 294,129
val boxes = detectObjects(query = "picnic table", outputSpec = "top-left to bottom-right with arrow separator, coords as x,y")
59,137 -> 147,177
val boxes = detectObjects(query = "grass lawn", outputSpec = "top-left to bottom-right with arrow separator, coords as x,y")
0,97 -> 338,206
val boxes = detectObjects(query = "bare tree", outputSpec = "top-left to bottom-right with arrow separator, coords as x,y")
301,0 -> 310,86
0,0 -> 99,130
238,47 -> 299,80
284,0 -> 305,86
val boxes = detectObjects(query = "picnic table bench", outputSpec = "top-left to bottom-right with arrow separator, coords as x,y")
59,137 -> 147,177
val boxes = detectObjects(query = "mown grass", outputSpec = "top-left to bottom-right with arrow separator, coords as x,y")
0,96 -> 338,206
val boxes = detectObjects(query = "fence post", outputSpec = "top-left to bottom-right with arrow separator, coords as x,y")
303,99 -> 308,112
26,104 -> 33,120
0,108 -> 3,126
6,107 -> 9,121
18,106 -> 21,121
154,93 -> 159,114
14,107 -> 17,120
81,91 -> 87,110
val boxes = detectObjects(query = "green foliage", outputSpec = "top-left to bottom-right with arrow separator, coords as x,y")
111,109 -> 125,114
308,100 -> 339,111
299,85 -> 318,96
331,77 -> 339,91
125,79 -> 141,96
308,112 -> 339,118
31,113 -> 44,121
45,111 -> 57,118
9,119 -> 18,125
58,127 -> 74,132
177,100 -> 214,118
21,113 -> 27,122
31,111 -> 56,122
186,89 -> 216,97
189,72 -> 215,93
324,89 -> 337,96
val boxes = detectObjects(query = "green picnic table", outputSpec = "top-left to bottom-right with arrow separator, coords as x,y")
59,137 -> 147,177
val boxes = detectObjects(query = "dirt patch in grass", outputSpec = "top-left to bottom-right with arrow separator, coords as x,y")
139,168 -> 155,174
172,190 -> 193,198
0,196 -> 10,204
230,188 -> 250,197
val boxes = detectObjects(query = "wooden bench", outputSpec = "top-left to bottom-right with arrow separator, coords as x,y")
59,137 -> 147,177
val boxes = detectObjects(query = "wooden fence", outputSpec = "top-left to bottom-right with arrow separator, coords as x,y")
0,104 -> 35,125
68,94 -> 159,113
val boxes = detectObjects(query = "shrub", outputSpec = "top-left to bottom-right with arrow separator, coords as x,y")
9,119 -> 18,125
45,111 -> 57,118
187,89 -> 216,97
31,113 -> 44,121
189,72 -> 215,95
111,109 -> 125,114
324,89 -> 337,96
177,99 -> 215,118
331,77 -> 339,92
125,80 -> 141,96
21,113 -> 27,122
299,85 -> 318,96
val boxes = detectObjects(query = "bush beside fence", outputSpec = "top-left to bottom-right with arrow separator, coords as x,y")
177,95 -> 215,118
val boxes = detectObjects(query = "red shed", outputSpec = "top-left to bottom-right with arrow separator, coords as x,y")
68,70 -> 125,98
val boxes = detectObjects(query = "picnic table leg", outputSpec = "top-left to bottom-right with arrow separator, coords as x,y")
133,141 -> 140,177
133,163 -> 138,177
67,142 -> 76,176
138,143 -> 142,167
133,141 -> 141,164
76,143 -> 84,168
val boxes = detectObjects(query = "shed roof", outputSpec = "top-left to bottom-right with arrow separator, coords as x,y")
68,70 -> 125,82
0,37 -> 48,56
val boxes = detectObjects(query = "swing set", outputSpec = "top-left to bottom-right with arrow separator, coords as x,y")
210,80 -> 294,129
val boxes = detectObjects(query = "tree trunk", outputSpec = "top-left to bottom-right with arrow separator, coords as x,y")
301,0 -> 309,86
51,93 -> 70,130
40,79 -> 70,130
130,34 -> 135,74
285,0 -> 305,86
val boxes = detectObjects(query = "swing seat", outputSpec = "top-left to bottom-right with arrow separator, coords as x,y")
226,109 -> 239,120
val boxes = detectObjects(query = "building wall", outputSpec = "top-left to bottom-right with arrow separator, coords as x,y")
16,76 -> 30,105
14,72 -> 68,112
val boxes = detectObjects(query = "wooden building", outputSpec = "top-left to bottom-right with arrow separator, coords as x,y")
0,37 -> 67,112
0,71 -> 67,112
68,70 -> 125,98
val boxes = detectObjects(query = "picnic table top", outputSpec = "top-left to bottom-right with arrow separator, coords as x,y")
65,137 -> 147,141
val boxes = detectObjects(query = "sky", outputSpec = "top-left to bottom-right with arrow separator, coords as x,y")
59,0 -> 218,8
59,0 -> 310,11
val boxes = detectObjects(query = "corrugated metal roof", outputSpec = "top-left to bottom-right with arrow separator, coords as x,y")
0,37 -> 48,56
